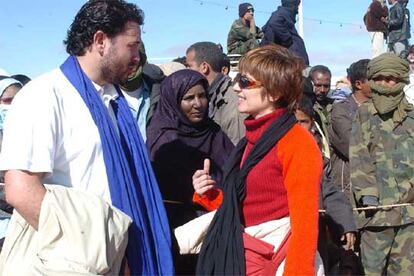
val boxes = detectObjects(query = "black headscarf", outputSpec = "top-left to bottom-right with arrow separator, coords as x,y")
196,111 -> 297,275
146,70 -> 234,214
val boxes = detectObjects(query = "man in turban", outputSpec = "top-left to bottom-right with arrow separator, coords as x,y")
350,53 -> 414,275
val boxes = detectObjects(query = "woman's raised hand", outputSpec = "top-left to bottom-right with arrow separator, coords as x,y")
192,159 -> 216,196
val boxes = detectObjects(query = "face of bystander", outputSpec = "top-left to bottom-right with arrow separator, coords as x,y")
180,84 -> 208,124
311,72 -> 331,103
295,109 -> 313,131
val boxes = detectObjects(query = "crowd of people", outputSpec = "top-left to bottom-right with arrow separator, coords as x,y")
0,0 -> 413,275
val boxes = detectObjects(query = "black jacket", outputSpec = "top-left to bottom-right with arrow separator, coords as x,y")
388,2 -> 409,43
261,6 -> 309,65
142,63 -> 165,125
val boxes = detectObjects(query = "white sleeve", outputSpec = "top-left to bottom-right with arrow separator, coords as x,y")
0,79 -> 59,173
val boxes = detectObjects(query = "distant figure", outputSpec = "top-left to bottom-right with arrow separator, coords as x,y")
227,3 -> 263,55
364,0 -> 388,57
261,0 -> 309,65
403,44 -> 414,102
186,41 -> 246,144
387,0 -> 410,56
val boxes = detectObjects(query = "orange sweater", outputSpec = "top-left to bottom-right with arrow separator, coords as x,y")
194,123 -> 322,275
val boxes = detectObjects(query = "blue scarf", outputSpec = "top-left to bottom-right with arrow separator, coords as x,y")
60,56 -> 173,275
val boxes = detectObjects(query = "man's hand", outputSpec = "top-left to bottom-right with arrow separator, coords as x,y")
192,159 -> 216,196
341,232 -> 356,250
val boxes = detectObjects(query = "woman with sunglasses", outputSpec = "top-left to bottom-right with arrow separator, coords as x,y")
192,44 -> 323,275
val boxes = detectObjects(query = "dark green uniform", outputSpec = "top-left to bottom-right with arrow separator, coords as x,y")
350,101 -> 414,275
227,19 -> 263,55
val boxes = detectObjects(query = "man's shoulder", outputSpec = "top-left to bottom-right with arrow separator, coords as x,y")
230,19 -> 247,30
17,69 -> 67,97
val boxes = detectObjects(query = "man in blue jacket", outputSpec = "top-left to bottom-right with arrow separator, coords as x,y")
261,0 -> 309,65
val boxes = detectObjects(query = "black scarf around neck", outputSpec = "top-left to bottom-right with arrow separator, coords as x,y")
196,111 -> 297,275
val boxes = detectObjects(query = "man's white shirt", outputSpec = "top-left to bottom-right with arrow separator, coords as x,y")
0,69 -> 117,203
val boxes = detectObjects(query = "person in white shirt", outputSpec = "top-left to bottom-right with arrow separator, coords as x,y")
0,0 -> 173,274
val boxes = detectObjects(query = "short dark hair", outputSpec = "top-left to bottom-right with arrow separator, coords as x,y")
186,42 -> 224,73
172,56 -> 188,67
309,65 -> 332,79
347,59 -> 370,91
221,54 -> 230,70
64,0 -> 144,56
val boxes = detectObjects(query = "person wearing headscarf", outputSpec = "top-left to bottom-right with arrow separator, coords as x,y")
350,53 -> 414,274
146,69 -> 234,274
0,76 -> 22,250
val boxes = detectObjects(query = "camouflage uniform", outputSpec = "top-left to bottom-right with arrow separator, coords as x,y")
350,101 -> 414,275
227,19 -> 263,55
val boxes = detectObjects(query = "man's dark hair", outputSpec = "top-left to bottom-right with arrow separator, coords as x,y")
172,56 -> 188,67
347,59 -> 370,91
221,54 -> 230,70
186,42 -> 224,73
309,65 -> 332,79
64,0 -> 144,56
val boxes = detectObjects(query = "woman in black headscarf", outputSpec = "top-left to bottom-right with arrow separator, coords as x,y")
146,69 -> 234,274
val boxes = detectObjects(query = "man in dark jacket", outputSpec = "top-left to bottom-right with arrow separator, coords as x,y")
227,3 -> 263,55
364,0 -> 388,57
261,0 -> 309,65
186,42 -> 246,145
387,0 -> 410,56
329,59 -> 371,200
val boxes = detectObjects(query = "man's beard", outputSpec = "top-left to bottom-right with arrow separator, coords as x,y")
101,48 -> 125,85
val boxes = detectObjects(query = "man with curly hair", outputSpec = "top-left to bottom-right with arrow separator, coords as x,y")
0,1 -> 173,274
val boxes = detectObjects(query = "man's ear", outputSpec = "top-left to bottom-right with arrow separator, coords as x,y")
200,62 -> 210,75
354,80 -> 362,90
92,30 -> 107,56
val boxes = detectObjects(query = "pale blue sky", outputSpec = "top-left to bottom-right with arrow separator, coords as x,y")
1,0 -> 413,78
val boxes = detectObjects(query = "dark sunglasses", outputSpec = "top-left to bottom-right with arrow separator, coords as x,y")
235,73 -> 262,89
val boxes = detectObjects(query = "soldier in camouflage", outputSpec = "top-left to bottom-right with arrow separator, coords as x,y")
226,3 -> 263,55
350,53 -> 414,275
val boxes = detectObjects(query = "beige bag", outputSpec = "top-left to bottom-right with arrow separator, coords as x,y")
174,210 -> 216,255
0,186 -> 132,275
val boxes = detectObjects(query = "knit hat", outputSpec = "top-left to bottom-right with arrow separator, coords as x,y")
281,0 -> 300,7
239,3 -> 253,17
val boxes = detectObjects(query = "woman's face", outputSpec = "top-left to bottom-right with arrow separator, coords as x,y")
180,84 -> 208,124
233,73 -> 277,118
